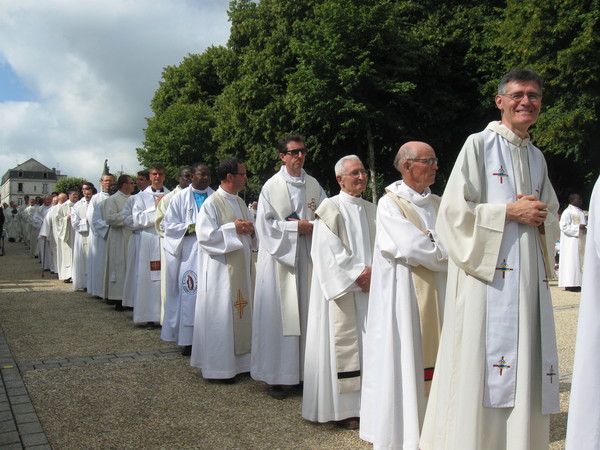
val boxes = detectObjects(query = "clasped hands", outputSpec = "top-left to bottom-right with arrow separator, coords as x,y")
234,219 -> 255,235
506,194 -> 548,227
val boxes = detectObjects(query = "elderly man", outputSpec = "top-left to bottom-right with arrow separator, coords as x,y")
302,155 -> 376,429
102,175 -> 135,309
161,163 -> 213,355
129,164 -> 170,326
71,183 -> 94,291
566,176 -> 600,449
360,143 -> 447,449
420,69 -> 560,450
251,134 -> 327,399
39,196 -> 60,273
191,157 -> 255,382
87,174 -> 116,297
558,193 -> 587,291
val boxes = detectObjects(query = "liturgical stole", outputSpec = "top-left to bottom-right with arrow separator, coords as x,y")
210,192 -> 253,355
268,173 -> 321,336
483,128 -> 559,414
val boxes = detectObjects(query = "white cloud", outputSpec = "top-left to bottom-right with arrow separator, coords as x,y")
0,0 -> 231,184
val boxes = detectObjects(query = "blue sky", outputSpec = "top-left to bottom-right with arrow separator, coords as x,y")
0,0 -> 231,184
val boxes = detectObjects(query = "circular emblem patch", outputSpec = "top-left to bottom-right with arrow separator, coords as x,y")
181,270 -> 197,295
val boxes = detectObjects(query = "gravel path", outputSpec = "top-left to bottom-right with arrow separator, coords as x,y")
0,240 -> 576,448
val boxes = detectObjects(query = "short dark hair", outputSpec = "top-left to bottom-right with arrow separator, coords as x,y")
278,134 -> 305,154
102,173 -> 116,181
66,188 -> 78,195
82,182 -> 94,190
568,193 -> 581,204
178,167 -> 192,178
137,170 -> 150,180
149,164 -> 166,173
117,175 -> 132,189
498,68 -> 543,94
191,162 -> 209,173
217,157 -> 242,181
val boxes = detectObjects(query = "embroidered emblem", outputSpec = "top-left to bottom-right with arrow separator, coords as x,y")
493,166 -> 509,184
233,289 -> 248,319
542,278 -> 549,290
181,270 -> 197,295
150,260 -> 161,271
307,198 -> 317,213
495,259 -> 513,279
493,356 -> 511,376
546,365 -> 556,383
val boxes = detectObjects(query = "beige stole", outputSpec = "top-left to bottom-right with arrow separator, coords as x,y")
385,190 -> 442,395
210,192 -> 253,355
316,197 -> 376,393
268,173 -> 321,336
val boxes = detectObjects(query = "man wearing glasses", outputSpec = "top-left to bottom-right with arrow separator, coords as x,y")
251,134 -> 327,399
360,142 -> 447,448
421,69 -> 560,449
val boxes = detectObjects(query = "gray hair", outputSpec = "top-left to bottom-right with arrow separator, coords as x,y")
334,155 -> 362,176
393,144 -> 418,171
498,68 -> 543,94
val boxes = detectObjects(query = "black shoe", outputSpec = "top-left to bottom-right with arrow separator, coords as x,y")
115,301 -> 124,311
106,299 -> 117,305
334,417 -> 360,430
181,345 -> 192,356
268,385 -> 287,400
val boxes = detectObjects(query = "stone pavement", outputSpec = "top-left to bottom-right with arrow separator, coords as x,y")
0,239 -> 579,449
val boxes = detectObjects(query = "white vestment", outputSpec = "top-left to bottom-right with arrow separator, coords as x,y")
130,186 -> 170,323
566,176 -> 600,449
251,167 -> 327,385
190,187 -> 254,378
161,186 -> 214,346
102,191 -> 131,300
35,205 -> 51,269
5,208 -> 19,240
50,203 -> 64,274
558,204 -> 587,287
420,122 -> 560,450
17,204 -> 28,243
39,204 -> 59,273
359,182 -> 447,450
29,205 -> 42,256
302,192 -> 376,423
71,198 -> 90,290
122,194 -> 142,308
86,192 -> 110,296
56,200 -> 75,280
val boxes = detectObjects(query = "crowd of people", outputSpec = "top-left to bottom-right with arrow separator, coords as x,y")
2,68 -> 598,449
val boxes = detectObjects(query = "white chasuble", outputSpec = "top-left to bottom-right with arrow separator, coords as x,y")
191,187 -> 254,378
566,175 -> 600,450
302,192 -> 375,423
420,122 -> 560,450
559,203 -> 587,287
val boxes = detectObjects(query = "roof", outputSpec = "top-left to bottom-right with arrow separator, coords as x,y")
11,158 -> 54,172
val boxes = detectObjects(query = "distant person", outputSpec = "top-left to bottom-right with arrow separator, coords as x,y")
558,193 -> 587,291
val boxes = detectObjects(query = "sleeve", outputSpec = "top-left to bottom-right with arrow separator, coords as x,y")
92,199 -> 110,239
163,193 -> 190,257
131,194 -> 157,229
435,133 -> 506,282
103,198 -> 125,228
196,199 -> 243,256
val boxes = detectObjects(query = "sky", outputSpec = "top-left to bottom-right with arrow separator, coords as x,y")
0,0 -> 231,185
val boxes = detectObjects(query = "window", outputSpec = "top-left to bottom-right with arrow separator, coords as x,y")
42,183 -> 48,194
18,183 -> 23,192
18,171 -> 23,178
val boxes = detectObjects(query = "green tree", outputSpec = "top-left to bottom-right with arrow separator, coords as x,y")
54,177 -> 88,196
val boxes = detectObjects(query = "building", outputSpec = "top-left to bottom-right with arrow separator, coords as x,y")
1,159 -> 66,206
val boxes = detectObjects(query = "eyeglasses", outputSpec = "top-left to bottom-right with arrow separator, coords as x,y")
499,92 -> 542,102
343,170 -> 368,178
408,158 -> 438,166
283,148 -> 308,156
231,172 -> 248,177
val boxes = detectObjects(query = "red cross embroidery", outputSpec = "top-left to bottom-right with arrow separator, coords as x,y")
233,289 -> 248,319
495,259 -> 513,279
493,166 -> 509,184
307,198 -> 317,212
493,356 -> 511,376
546,365 -> 556,383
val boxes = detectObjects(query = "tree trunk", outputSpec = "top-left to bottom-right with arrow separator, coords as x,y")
366,122 -> 378,203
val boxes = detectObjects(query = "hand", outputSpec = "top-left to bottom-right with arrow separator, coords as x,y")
580,224 -> 587,234
155,194 -> 165,206
506,195 -> 548,226
355,266 -> 372,293
234,219 -> 255,235
291,219 -> 313,235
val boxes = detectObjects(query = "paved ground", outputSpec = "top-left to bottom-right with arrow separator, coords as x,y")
0,240 -> 578,448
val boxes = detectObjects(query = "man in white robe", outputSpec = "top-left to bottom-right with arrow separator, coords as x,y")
251,134 -> 327,399
50,194 -> 68,275
86,174 -> 116,297
130,165 -> 170,326
71,183 -> 93,291
420,68 -> 560,450
191,157 -> 255,381
56,189 -> 78,282
39,196 -> 60,273
17,196 -> 30,245
122,171 -> 151,308
565,176 -> 600,449
28,198 -> 42,257
102,175 -> 135,309
5,202 -> 19,242
359,143 -> 447,449
34,196 -> 53,266
156,167 -> 192,324
558,193 -> 587,291
161,163 -> 213,354
302,155 -> 376,430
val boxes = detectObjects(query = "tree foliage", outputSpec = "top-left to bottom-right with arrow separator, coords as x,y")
54,177 -> 88,196
138,0 -> 599,202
